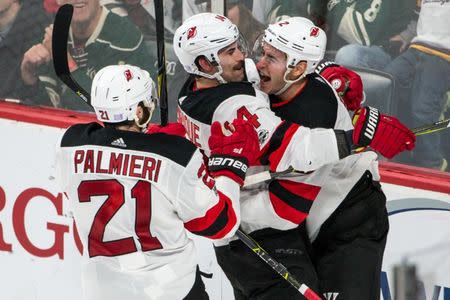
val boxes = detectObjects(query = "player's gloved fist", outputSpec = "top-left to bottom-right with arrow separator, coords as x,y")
145,122 -> 186,137
317,62 -> 364,111
208,119 -> 260,186
352,106 -> 416,159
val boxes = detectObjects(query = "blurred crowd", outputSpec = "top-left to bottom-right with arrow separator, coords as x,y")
1,0 -> 449,171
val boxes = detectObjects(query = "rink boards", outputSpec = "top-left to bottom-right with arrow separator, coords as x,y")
0,102 -> 449,300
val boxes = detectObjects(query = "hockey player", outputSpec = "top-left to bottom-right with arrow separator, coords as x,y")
255,17 -> 411,299
173,13 -> 415,299
55,64 -> 260,300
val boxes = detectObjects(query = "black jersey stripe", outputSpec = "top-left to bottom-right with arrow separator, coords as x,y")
186,201 -> 233,238
259,121 -> 292,165
268,180 -> 314,213
178,78 -> 256,125
61,122 -> 197,167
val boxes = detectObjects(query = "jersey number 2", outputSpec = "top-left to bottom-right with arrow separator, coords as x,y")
78,179 -> 162,257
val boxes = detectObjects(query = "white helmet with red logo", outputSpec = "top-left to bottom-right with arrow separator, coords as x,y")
173,13 -> 240,83
91,65 -> 157,128
263,17 -> 326,74
261,17 -> 326,94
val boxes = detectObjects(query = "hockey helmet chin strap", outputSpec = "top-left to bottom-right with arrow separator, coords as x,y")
135,112 -> 152,131
211,65 -> 227,84
275,66 -> 307,95
196,65 -> 227,84
194,57 -> 228,84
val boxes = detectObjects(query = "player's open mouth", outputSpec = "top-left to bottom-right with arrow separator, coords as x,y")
259,73 -> 270,83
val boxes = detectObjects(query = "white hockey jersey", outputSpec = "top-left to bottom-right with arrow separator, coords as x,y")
55,123 -> 241,300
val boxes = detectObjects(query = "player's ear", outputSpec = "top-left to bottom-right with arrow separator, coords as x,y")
287,61 -> 307,80
135,104 -> 144,121
197,56 -> 216,74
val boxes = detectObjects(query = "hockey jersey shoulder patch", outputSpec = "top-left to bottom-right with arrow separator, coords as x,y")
61,122 -> 197,167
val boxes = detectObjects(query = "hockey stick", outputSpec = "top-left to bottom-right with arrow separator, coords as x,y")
52,4 -> 90,105
235,229 -> 321,300
243,166 -> 299,187
154,0 -> 168,126
412,118 -> 450,136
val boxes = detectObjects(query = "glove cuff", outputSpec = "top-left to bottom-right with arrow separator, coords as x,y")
315,60 -> 339,74
208,155 -> 248,186
353,106 -> 380,146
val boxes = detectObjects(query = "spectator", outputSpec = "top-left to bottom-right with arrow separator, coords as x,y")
20,0 -> 156,111
308,0 -> 416,70
0,0 -> 51,101
384,0 -> 450,170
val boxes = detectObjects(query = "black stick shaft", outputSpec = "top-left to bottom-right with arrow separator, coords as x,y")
154,0 -> 168,126
52,4 -> 90,104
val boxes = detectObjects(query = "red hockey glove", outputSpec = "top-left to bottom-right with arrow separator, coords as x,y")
208,119 -> 260,186
352,106 -> 416,159
146,123 -> 186,137
317,62 -> 364,111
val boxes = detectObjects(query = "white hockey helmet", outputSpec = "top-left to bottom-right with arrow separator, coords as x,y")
263,17 -> 326,74
173,13 -> 240,83
91,65 -> 157,128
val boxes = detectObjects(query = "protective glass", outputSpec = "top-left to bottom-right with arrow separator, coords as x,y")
250,33 -> 264,62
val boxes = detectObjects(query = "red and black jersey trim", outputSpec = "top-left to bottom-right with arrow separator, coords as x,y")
259,121 -> 300,171
61,122 -> 197,167
268,179 -> 320,225
178,77 -> 256,125
184,191 -> 237,239
259,121 -> 291,165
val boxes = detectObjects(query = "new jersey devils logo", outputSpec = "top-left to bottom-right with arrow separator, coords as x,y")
187,26 -> 197,39
310,27 -> 320,37
124,69 -> 133,81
